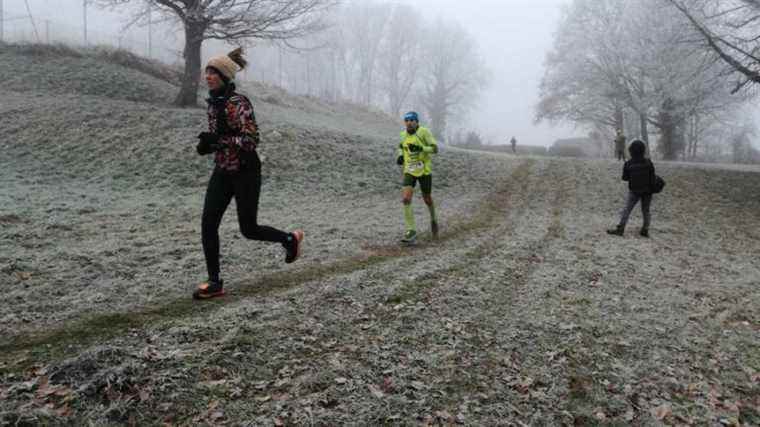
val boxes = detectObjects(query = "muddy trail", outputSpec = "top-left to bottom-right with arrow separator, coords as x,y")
2,154 -> 759,426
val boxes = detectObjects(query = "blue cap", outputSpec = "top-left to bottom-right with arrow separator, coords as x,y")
404,111 -> 419,122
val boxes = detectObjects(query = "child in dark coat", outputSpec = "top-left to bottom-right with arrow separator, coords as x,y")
607,140 -> 655,237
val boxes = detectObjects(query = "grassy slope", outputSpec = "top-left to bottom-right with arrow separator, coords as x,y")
0,44 -> 503,334
0,45 -> 758,425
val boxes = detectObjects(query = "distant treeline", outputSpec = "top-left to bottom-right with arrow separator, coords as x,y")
537,0 -> 760,164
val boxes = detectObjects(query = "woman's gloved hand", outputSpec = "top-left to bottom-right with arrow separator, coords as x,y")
396,155 -> 404,166
197,132 -> 222,155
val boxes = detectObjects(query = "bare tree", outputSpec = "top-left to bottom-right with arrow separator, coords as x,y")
378,4 -> 422,118
538,0 -> 753,161
99,0 -> 335,106
351,2 -> 390,106
667,0 -> 760,92
728,117 -> 757,163
536,0 -> 631,139
419,19 -> 489,142
621,1 -> 751,159
219,0 -> 489,129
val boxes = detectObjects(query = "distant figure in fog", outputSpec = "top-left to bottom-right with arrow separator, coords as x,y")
607,140 -> 655,238
510,136 -> 517,154
614,128 -> 627,161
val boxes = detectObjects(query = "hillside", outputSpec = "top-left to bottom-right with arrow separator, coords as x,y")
0,45 -> 758,425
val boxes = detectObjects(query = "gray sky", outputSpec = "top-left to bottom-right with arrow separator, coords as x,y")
5,0 -> 580,146
397,0 -> 579,146
2,0 -> 179,57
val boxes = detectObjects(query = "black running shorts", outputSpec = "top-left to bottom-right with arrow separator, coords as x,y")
402,174 -> 432,194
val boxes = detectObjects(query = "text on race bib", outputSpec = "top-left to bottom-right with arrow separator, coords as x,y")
406,161 -> 424,174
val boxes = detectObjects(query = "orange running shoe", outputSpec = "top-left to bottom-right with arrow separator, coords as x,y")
193,280 -> 225,300
285,230 -> 304,264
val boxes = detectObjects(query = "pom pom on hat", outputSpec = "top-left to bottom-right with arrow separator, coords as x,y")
207,47 -> 247,81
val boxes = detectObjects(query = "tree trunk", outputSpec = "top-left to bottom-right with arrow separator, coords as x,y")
639,112 -> 650,156
429,106 -> 447,142
175,22 -> 205,107
425,76 -> 449,142
614,104 -> 625,130
690,115 -> 700,159
659,121 -> 678,161
657,99 -> 680,161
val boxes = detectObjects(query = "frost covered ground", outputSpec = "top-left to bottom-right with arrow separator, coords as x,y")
1,45 -> 759,425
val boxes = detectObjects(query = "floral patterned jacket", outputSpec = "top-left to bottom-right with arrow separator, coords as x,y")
206,92 -> 260,172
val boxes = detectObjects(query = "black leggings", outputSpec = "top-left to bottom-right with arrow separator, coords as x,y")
202,154 -> 288,281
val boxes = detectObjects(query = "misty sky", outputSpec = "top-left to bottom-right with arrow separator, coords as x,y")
4,0 -> 580,145
396,0 -> 578,145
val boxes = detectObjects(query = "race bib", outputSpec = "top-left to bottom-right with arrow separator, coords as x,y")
406,160 -> 424,175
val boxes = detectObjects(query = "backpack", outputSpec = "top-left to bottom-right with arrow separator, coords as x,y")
652,175 -> 665,194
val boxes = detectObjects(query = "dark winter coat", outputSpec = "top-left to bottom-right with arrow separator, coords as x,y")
622,158 -> 656,195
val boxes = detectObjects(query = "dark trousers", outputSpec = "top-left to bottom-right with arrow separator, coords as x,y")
202,154 -> 288,280
619,191 -> 652,229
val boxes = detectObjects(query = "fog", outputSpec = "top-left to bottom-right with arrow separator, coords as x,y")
3,0 -> 759,155
2,2 -> 760,423
395,0 -> 578,145
2,0 -> 579,146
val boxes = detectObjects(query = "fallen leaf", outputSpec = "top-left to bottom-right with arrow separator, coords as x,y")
55,405 -> 72,417
273,417 -> 285,426
435,410 -> 452,420
652,403 -> 672,420
410,381 -> 425,391
335,377 -> 348,385
717,416 -> 740,426
255,395 -> 271,403
53,386 -> 72,397
199,380 -> 227,388
516,377 -> 534,393
686,383 -> 700,395
381,377 -> 394,393
708,387 -> 722,407
368,384 -> 384,398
